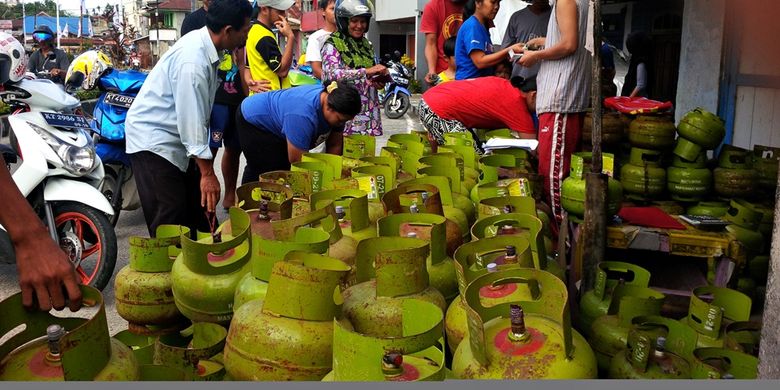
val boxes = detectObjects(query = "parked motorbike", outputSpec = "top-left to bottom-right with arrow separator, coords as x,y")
379,53 -> 413,120
88,68 -> 148,226
0,76 -> 118,291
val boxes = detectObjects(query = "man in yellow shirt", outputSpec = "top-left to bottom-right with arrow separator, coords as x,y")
245,0 -> 296,93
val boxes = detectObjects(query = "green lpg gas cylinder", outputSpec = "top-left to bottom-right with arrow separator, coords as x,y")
383,181 -> 469,244
419,153 -> 478,193
748,202 -> 775,237
628,115 -> 677,150
115,225 -> 190,334
588,284 -> 665,372
171,207 -> 253,325
233,226 -> 330,311
153,323 -> 228,381
687,201 -> 730,217
724,321 -> 761,357
680,286 -> 752,348
561,153 -> 623,222
714,146 -> 757,199
272,201 -> 358,279
378,213 -> 458,303
231,181 -> 293,238
452,268 -> 598,379
225,252 -> 350,380
381,146 -> 421,183
343,134 -> 376,159
311,189 -> 378,242
667,153 -> 713,202
414,168 -> 477,227
579,261 -> 652,337
675,108 -> 726,161
445,236 -> 534,353
690,348 -> 758,379
259,170 -> 313,217
469,213 -> 562,279
323,299 -> 446,381
477,196 -> 553,238
620,148 -> 667,201
341,237 -> 447,337
583,111 -> 626,145
753,145 -> 780,192
608,316 -> 697,379
0,285 -> 140,381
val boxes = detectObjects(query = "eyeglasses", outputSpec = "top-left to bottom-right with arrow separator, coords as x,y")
32,32 -> 53,42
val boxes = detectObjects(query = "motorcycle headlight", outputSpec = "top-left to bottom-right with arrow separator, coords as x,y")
58,145 -> 96,175
28,122 -> 97,176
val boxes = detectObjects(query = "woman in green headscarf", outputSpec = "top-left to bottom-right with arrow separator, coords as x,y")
321,0 -> 389,136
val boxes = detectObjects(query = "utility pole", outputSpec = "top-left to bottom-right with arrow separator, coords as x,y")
56,0 -> 61,48
580,0 -> 606,294
21,0 -> 26,48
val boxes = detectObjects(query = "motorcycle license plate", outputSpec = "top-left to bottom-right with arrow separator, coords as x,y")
41,112 -> 92,130
104,92 -> 135,108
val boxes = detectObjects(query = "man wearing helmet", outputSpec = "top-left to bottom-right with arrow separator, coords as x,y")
28,25 -> 70,84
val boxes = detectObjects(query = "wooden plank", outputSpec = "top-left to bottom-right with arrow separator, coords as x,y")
750,88 -> 777,147
732,86 -> 756,149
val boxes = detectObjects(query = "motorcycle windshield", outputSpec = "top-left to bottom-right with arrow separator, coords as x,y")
99,69 -> 148,94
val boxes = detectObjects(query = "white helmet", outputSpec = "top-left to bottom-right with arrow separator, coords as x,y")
0,32 -> 28,84
66,50 -> 114,90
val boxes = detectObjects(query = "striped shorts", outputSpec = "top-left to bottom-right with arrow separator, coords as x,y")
418,99 -> 483,154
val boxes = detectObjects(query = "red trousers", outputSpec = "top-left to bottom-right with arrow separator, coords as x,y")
537,112 -> 584,226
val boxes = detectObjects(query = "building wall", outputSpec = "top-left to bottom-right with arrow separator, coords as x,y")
376,0 -> 417,21
675,0 -> 725,123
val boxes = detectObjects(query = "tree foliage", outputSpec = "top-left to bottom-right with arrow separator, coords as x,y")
0,1 -> 73,20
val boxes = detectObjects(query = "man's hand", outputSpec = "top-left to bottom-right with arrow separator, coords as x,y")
15,233 -> 82,312
518,50 -> 542,68
526,37 -> 546,49
50,68 -> 62,77
247,79 -> 272,93
425,71 -> 438,85
276,15 -> 294,39
200,172 -> 221,213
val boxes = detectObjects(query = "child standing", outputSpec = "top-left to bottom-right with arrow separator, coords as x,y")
437,37 -> 458,84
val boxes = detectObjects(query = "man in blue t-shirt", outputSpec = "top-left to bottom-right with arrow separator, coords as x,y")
235,82 -> 362,184
455,8 -> 524,80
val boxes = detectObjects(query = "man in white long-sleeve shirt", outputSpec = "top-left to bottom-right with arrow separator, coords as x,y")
125,0 -> 253,236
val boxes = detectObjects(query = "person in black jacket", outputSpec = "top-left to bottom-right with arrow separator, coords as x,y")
27,25 -> 70,84
622,31 -> 653,98
181,0 -> 210,36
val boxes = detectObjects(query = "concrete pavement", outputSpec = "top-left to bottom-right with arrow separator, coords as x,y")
0,110 -> 422,335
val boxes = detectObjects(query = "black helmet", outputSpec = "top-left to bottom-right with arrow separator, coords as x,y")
335,0 -> 373,34
32,25 -> 55,43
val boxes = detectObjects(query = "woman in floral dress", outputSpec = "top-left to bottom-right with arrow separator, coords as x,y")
321,0 -> 389,136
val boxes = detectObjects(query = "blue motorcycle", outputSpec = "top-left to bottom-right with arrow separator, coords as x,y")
379,53 -> 413,120
91,69 -> 148,225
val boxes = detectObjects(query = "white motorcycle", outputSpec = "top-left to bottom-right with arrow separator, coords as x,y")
0,77 -> 117,291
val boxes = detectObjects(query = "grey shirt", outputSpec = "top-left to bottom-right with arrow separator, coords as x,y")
501,6 -> 552,80
27,48 -> 70,83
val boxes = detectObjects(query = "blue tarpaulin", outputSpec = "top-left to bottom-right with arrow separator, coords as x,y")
22,15 -> 92,36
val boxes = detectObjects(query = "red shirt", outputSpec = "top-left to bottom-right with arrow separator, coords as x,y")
422,77 -> 536,134
420,0 -> 465,73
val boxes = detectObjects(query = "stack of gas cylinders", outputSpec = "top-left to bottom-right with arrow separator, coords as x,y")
0,109 -> 769,381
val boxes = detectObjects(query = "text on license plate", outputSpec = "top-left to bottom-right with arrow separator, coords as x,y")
104,92 -> 135,108
41,112 -> 91,130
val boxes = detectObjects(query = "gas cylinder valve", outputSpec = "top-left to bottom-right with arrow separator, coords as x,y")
502,205 -> 513,214
46,324 -> 65,362
258,198 -> 270,221
335,205 -> 346,222
382,352 -> 404,377
508,304 -> 530,343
